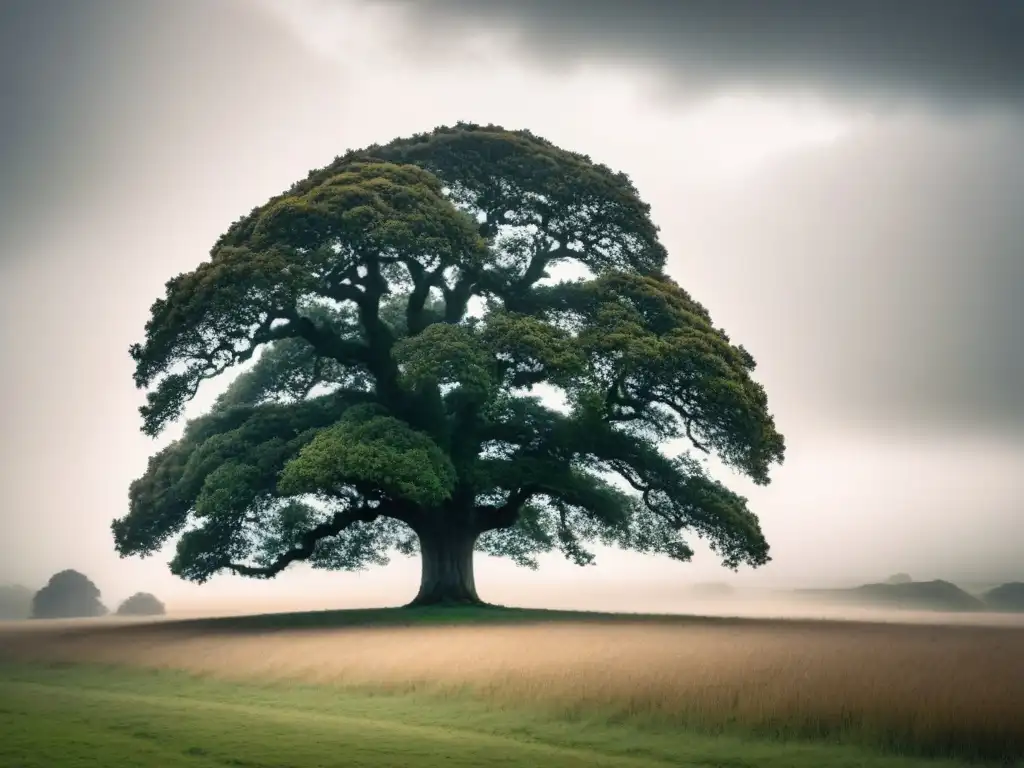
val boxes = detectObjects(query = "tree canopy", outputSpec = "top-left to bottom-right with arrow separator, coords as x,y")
113,123 -> 785,605
983,582 -> 1024,613
116,592 -> 166,616
32,570 -> 107,619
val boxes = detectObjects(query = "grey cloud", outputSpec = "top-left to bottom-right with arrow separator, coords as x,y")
655,114 -> 1024,438
0,0 -> 183,267
0,0 -> 333,269
382,0 -> 1024,110
0,0 -> 112,261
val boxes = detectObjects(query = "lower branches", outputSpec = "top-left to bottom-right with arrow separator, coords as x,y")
224,502 -> 381,578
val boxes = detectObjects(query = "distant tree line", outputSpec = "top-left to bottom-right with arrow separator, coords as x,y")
0,570 -> 166,620
796,575 -> 1024,613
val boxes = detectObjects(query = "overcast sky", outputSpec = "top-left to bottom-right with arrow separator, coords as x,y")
1,0 -> 1021,612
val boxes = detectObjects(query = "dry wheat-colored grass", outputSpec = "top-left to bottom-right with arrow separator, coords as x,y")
2,616 -> 1022,759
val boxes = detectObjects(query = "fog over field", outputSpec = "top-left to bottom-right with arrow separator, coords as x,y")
1,0 -> 1022,613
6,587 -> 1018,630
139,600 -> 1024,629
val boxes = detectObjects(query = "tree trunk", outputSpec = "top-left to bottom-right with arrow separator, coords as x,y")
407,524 -> 483,607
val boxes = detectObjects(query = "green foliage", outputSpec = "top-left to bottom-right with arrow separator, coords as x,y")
5,663 -> 976,768
279,405 -> 457,506
115,123 -> 785,587
31,570 -> 107,619
983,582 -> 1024,612
130,162 -> 486,436
115,592 -> 166,616
537,272 -> 783,483
393,323 -> 496,397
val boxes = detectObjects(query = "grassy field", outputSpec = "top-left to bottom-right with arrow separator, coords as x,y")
1,606 -> 1022,766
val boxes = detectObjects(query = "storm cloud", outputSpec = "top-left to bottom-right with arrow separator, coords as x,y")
0,0 -> 336,269
382,0 -> 1024,110
662,113 -> 1024,438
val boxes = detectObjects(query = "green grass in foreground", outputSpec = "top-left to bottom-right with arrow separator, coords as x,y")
0,662 -> 995,768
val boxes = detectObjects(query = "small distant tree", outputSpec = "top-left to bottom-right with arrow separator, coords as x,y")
113,123 -> 785,606
885,573 -> 913,585
32,570 -> 107,619
0,584 -> 33,620
984,582 -> 1024,612
116,592 -> 166,616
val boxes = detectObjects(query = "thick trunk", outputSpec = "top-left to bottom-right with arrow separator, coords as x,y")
407,525 -> 482,607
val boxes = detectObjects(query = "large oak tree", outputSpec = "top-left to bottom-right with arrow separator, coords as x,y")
113,124 -> 785,606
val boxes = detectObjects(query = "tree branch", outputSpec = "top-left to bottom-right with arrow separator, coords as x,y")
442,276 -> 475,324
297,356 -> 324,399
170,313 -> 302,409
683,419 -> 710,453
224,502 -> 381,578
666,400 -> 711,454
477,486 -> 536,532
285,313 -> 370,367
508,369 -> 548,389
404,260 -> 439,335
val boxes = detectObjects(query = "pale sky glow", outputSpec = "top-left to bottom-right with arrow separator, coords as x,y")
1,0 -> 1021,614
674,96 -> 856,180
263,0 -> 859,184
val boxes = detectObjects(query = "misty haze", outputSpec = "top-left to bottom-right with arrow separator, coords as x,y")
1,1 -> 1022,767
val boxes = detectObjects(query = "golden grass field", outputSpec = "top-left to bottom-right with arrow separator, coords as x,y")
2,611 -> 1022,760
